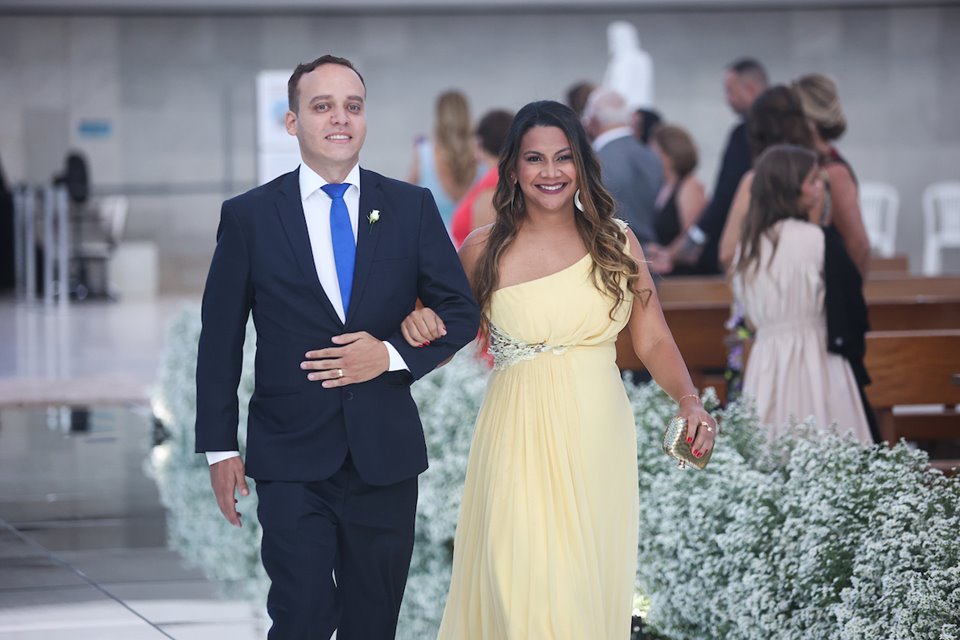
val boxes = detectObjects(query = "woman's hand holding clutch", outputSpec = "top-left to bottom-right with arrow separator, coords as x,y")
662,394 -> 719,469
678,396 -> 718,462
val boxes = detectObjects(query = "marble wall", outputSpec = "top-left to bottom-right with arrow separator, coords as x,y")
1,5 -> 957,289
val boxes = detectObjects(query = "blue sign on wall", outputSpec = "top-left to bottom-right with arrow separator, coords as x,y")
77,119 -> 112,139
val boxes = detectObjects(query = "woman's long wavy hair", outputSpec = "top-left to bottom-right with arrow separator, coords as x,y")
735,144 -> 818,277
472,100 -> 642,335
434,91 -> 477,189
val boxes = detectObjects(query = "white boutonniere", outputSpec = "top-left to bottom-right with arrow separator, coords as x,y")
367,209 -> 380,232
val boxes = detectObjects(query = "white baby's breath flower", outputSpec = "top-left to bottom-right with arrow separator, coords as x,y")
151,314 -> 960,640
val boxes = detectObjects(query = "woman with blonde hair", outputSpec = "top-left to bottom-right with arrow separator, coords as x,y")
408,90 -> 478,227
401,100 -> 716,637
791,73 -> 871,275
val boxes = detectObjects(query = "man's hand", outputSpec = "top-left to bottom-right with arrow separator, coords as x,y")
301,332 -> 390,388
210,456 -> 249,527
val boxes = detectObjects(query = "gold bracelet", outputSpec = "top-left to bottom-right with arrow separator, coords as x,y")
677,392 -> 700,405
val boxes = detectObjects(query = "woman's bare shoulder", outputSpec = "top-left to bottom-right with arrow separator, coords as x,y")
459,224 -> 493,270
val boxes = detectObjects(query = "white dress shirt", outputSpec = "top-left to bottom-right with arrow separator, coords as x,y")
206,162 -> 408,465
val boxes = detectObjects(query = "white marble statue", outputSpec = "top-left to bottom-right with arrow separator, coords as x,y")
602,21 -> 654,110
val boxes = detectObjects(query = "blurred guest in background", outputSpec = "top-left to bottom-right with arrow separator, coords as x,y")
792,73 -> 870,276
450,109 -> 514,248
0,154 -> 13,291
719,84 -> 815,269
565,80 -> 596,119
632,107 -> 662,145
731,144 -> 871,443
651,124 -> 707,251
409,90 -> 478,227
664,58 -> 768,274
582,87 -> 662,247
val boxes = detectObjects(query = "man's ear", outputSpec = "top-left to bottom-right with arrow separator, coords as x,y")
284,110 -> 298,137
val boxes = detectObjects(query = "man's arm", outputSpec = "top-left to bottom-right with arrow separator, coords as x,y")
388,189 -> 480,380
196,202 -> 252,451
674,123 -> 752,266
698,122 -> 752,241
195,202 -> 253,526
301,189 -> 480,386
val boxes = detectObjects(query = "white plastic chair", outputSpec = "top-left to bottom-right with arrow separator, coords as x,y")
858,181 -> 899,258
72,195 -> 129,298
922,182 -> 960,275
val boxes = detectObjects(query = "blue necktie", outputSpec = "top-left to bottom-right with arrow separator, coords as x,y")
320,183 -> 355,314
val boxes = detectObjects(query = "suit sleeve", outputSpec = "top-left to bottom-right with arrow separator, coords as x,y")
387,189 -> 480,380
697,123 -> 752,241
195,202 -> 253,453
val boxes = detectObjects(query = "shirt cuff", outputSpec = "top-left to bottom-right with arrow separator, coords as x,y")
384,340 -> 410,372
687,225 -> 707,245
206,451 -> 241,465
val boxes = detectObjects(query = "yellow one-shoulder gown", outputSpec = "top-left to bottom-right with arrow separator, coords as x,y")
437,253 -> 637,639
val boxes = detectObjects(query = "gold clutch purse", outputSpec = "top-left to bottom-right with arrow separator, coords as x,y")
662,416 -> 712,470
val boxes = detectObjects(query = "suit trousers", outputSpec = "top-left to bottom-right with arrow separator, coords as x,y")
256,455 -> 418,640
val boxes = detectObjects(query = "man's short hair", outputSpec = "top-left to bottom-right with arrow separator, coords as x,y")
287,55 -> 365,113
727,58 -> 769,88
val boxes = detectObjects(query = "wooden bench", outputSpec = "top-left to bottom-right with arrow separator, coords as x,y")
616,276 -> 960,404
863,330 -> 960,473
869,254 -> 909,273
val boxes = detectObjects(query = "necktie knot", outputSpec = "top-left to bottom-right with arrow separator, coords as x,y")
321,183 -> 350,199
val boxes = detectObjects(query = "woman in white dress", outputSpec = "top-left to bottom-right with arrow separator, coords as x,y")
731,144 -> 871,442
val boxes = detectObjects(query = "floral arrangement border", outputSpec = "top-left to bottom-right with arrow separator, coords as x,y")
150,308 -> 960,639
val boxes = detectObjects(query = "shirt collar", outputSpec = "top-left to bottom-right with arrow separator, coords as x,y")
299,162 -> 361,201
592,126 -> 634,152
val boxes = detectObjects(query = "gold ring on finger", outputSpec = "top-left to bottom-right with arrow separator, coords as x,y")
337,368 -> 344,379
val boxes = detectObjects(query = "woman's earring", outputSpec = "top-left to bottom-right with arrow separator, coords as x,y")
574,189 -> 585,212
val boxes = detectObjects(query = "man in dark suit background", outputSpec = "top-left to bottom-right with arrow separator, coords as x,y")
195,55 -> 480,639
666,58 -> 768,274
581,87 -> 663,247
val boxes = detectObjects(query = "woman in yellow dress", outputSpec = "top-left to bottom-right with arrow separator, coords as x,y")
402,100 -> 717,639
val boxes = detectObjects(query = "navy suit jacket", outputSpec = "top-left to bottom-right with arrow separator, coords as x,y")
595,134 -> 663,245
195,167 -> 480,486
695,121 -> 752,273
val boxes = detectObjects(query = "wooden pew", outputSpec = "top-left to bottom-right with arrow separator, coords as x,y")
616,275 -> 960,402
863,330 -> 960,472
869,254 -> 909,273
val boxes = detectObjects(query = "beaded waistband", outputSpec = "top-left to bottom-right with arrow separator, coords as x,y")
487,323 -> 571,371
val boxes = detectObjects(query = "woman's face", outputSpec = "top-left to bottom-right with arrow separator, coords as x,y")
513,125 -> 578,215
798,164 -> 823,214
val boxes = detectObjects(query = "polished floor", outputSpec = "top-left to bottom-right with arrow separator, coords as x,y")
0,295 -> 266,639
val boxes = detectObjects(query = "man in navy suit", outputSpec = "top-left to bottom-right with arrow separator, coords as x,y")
195,55 -> 480,639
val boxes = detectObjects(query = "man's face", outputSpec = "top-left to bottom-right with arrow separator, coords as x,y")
285,63 -> 367,179
724,71 -> 756,117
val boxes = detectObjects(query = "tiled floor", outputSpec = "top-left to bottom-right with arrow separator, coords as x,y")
0,296 -> 266,639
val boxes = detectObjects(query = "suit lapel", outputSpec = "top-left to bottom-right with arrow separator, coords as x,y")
275,169 -> 344,326
346,169 -> 385,325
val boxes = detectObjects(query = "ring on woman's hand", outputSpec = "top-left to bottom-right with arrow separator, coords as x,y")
337,368 -> 344,379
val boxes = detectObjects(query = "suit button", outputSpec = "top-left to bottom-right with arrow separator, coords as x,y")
344,391 -> 354,401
